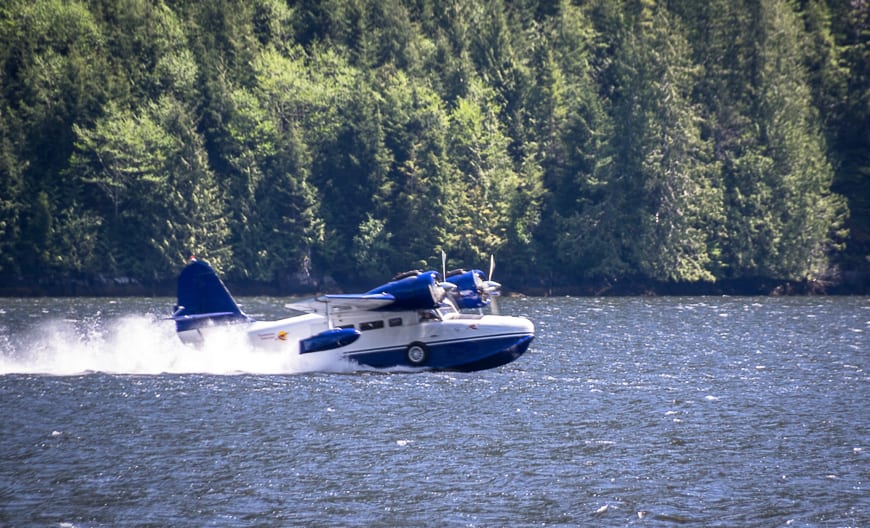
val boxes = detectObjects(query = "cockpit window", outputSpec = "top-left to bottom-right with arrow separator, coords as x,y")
438,301 -> 458,317
418,310 -> 440,322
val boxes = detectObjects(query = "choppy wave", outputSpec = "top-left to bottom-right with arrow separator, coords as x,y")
1,296 -> 868,527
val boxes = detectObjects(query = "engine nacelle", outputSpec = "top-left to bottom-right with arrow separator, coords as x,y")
365,270 -> 445,311
446,269 -> 490,309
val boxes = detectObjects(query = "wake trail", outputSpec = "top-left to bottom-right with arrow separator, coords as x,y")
0,315 -> 355,376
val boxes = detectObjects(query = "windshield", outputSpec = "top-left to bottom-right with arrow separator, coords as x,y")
437,300 -> 459,319
418,309 -> 441,322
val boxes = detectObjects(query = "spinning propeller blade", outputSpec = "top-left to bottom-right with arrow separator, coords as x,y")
486,254 -> 501,315
438,250 -> 457,295
442,250 -> 447,281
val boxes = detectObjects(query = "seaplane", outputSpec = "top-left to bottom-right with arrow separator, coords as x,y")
170,256 -> 534,372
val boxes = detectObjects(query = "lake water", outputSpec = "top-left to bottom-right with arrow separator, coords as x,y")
0,296 -> 867,527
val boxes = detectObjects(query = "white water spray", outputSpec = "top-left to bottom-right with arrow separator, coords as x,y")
0,314 -> 356,376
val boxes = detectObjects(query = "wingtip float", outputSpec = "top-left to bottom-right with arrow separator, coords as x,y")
171,258 -> 534,372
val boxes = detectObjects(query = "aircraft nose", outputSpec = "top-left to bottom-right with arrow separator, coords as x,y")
479,314 -> 534,336
522,317 -> 535,335
511,316 -> 535,335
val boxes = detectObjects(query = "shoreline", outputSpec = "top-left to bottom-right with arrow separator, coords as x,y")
1,273 -> 867,297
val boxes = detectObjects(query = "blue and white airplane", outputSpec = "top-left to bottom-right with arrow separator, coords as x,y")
170,257 -> 534,372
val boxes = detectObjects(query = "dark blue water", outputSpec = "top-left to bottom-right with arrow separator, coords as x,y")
1,296 -> 867,526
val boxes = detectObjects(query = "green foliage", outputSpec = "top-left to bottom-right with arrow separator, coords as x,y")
446,78 -> 519,264
715,0 -> 847,281
0,110 -> 25,275
611,4 -> 722,282
222,47 -> 323,281
376,69 -> 453,273
0,0 -> 863,290
69,96 -> 230,278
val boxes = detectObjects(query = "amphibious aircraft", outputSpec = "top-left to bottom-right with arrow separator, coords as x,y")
170,257 -> 534,372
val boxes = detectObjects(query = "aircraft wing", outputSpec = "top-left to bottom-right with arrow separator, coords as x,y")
286,293 -> 396,314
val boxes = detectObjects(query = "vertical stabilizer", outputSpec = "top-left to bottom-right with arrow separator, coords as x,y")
173,259 -> 250,334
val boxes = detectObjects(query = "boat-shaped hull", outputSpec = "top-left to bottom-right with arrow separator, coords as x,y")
340,319 -> 534,371
347,334 -> 534,372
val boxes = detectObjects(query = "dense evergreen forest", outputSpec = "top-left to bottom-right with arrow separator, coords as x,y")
1,0 -> 867,295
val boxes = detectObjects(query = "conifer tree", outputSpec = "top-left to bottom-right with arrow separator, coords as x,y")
613,2 -> 723,282
756,0 -> 846,280
0,0 -> 861,290
223,47 -> 323,282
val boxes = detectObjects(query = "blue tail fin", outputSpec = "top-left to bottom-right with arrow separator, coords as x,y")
173,259 -> 250,333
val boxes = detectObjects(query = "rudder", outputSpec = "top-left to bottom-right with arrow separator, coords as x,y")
173,258 -> 250,334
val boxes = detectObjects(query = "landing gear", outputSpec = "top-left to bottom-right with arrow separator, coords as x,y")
406,342 -> 429,366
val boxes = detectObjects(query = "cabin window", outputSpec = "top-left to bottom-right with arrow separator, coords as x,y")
389,317 -> 403,327
359,320 -> 385,331
338,324 -> 355,330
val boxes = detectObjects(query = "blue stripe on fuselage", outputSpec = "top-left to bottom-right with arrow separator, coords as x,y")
341,333 -> 533,370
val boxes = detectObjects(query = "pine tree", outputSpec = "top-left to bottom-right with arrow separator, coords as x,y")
446,78 -> 520,266
756,0 -> 847,280
720,0 -> 846,280
620,3 -> 722,282
223,47 -> 324,282
674,0 -> 847,282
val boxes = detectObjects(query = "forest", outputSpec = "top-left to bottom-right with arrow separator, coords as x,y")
1,0 -> 867,295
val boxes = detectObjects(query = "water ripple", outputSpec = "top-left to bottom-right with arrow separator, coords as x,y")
0,296 -> 867,526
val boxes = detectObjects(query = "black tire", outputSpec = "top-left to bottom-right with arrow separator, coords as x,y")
406,342 -> 429,366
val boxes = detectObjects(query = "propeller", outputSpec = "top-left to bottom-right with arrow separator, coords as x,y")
441,250 -> 447,281
439,251 -> 500,312
438,250 -> 457,298
484,254 -> 501,315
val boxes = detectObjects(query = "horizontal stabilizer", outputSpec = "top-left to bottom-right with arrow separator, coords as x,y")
169,311 -> 236,321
